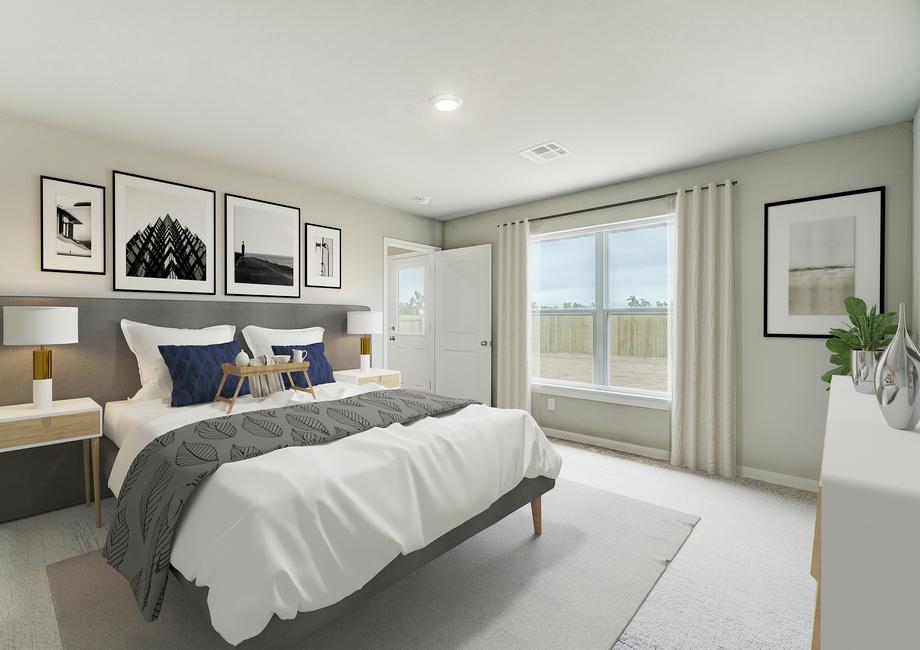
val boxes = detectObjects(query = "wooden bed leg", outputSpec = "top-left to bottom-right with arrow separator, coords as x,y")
531,496 -> 542,536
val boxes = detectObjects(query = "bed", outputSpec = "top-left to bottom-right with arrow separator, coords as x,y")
104,383 -> 561,646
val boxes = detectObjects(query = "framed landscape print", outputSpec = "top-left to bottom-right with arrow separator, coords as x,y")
113,171 -> 216,294
40,176 -> 105,275
764,187 -> 884,337
304,223 -> 342,288
225,193 -> 301,298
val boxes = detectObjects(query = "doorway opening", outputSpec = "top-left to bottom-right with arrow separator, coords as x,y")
382,238 -> 439,388
382,237 -> 493,403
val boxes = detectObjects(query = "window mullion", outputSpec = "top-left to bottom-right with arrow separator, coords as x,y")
593,232 -> 606,386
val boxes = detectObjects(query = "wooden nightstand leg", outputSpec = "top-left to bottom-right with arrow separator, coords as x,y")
91,437 -> 101,528
82,439 -> 91,507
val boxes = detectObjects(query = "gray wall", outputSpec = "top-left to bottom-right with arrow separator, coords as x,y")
444,123 -> 914,482
913,107 -> 920,337
0,111 -> 443,364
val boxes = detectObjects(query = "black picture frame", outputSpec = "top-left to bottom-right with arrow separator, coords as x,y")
763,186 -> 885,338
224,193 -> 302,299
113,170 -> 217,295
304,223 -> 342,289
40,175 -> 106,275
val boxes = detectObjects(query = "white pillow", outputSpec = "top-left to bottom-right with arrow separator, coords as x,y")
242,325 -> 324,359
121,319 -> 236,401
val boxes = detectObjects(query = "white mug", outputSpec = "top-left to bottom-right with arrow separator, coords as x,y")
292,349 -> 306,362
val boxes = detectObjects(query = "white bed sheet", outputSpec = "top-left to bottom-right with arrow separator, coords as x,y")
105,385 -> 562,645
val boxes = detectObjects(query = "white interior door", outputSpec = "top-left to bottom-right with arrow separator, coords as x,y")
434,245 -> 492,404
386,254 -> 434,390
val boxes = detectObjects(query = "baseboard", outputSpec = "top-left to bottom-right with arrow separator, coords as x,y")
543,427 -> 670,461
738,465 -> 818,493
544,427 -> 819,493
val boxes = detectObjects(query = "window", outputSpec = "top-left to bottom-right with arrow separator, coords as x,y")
397,266 -> 425,334
531,216 -> 672,400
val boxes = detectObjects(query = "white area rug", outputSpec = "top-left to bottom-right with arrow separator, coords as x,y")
46,479 -> 697,649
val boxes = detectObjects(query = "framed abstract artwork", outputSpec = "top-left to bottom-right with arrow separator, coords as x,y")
764,186 -> 884,337
304,223 -> 342,289
113,171 -> 216,294
224,193 -> 301,298
40,176 -> 106,275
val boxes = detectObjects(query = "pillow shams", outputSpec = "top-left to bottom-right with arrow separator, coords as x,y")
158,340 -> 249,407
121,320 -> 237,401
271,342 -> 335,388
242,325 -> 324,359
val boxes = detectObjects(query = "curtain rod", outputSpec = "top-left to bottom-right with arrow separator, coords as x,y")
497,180 -> 738,226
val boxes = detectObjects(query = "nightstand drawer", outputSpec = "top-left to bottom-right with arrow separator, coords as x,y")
356,374 -> 400,388
377,374 -> 400,389
0,411 -> 99,450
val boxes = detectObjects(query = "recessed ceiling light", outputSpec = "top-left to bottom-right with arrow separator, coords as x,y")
430,94 -> 463,112
414,196 -> 432,205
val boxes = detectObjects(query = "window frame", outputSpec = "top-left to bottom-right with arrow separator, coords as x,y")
530,214 -> 672,408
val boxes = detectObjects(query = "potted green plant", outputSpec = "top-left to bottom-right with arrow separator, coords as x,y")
821,296 -> 897,393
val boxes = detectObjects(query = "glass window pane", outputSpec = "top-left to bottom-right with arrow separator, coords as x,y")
532,313 -> 594,384
531,235 -> 595,309
607,314 -> 668,392
607,225 -> 669,308
397,266 -> 425,334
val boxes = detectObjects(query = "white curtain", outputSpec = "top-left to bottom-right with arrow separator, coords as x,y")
497,220 -> 531,411
670,182 -> 736,477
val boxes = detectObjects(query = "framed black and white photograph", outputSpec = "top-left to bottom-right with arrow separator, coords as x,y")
304,223 -> 342,289
764,186 -> 884,337
225,194 -> 301,298
40,176 -> 105,275
113,171 -> 216,294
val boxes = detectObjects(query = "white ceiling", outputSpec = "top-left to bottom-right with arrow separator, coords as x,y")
1,1 -> 918,220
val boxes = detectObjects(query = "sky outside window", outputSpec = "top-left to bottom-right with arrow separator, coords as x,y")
531,235 -> 595,308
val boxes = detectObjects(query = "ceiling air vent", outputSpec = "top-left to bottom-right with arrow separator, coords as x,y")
518,141 -> 571,164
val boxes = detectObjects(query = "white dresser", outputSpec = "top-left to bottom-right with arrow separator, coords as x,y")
816,375 -> 920,648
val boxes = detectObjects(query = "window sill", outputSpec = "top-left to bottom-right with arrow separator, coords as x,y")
531,381 -> 671,411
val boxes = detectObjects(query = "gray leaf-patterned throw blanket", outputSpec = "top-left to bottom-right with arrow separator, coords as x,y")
102,389 -> 477,622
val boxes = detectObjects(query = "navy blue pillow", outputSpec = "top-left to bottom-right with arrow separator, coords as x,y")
271,342 -> 335,388
158,340 -> 249,407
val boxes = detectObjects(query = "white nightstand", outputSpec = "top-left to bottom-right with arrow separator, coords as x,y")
333,368 -> 401,389
0,398 -> 103,527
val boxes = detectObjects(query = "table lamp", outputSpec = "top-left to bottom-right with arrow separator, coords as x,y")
347,311 -> 383,371
2,306 -> 79,408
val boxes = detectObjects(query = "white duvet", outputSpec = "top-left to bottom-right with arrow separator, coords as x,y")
105,383 -> 562,645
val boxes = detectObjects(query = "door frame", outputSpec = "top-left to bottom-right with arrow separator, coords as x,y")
382,238 -> 440,369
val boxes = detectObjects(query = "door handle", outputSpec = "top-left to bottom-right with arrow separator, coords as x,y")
480,340 -> 489,346
389,336 -> 396,341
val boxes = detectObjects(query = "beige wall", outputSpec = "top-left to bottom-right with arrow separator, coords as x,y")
0,112 -> 442,362
445,122 -> 914,481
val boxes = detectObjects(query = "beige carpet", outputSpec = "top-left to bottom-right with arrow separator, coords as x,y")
47,479 -> 697,649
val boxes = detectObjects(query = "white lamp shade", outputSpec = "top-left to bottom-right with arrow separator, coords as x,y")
3,306 -> 79,346
347,310 -> 383,335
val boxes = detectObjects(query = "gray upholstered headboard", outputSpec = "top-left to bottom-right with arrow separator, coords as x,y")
0,296 -> 366,407
0,296 -> 366,523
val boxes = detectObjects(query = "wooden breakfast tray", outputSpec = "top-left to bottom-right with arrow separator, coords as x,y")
214,361 -> 316,413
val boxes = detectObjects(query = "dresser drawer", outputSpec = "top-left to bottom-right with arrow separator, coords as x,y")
0,411 -> 99,450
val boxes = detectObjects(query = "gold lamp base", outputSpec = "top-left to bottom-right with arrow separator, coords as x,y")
359,335 -> 372,371
33,346 -> 53,380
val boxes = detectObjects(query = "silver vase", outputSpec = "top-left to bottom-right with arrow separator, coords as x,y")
850,349 -> 883,394
874,302 -> 920,430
